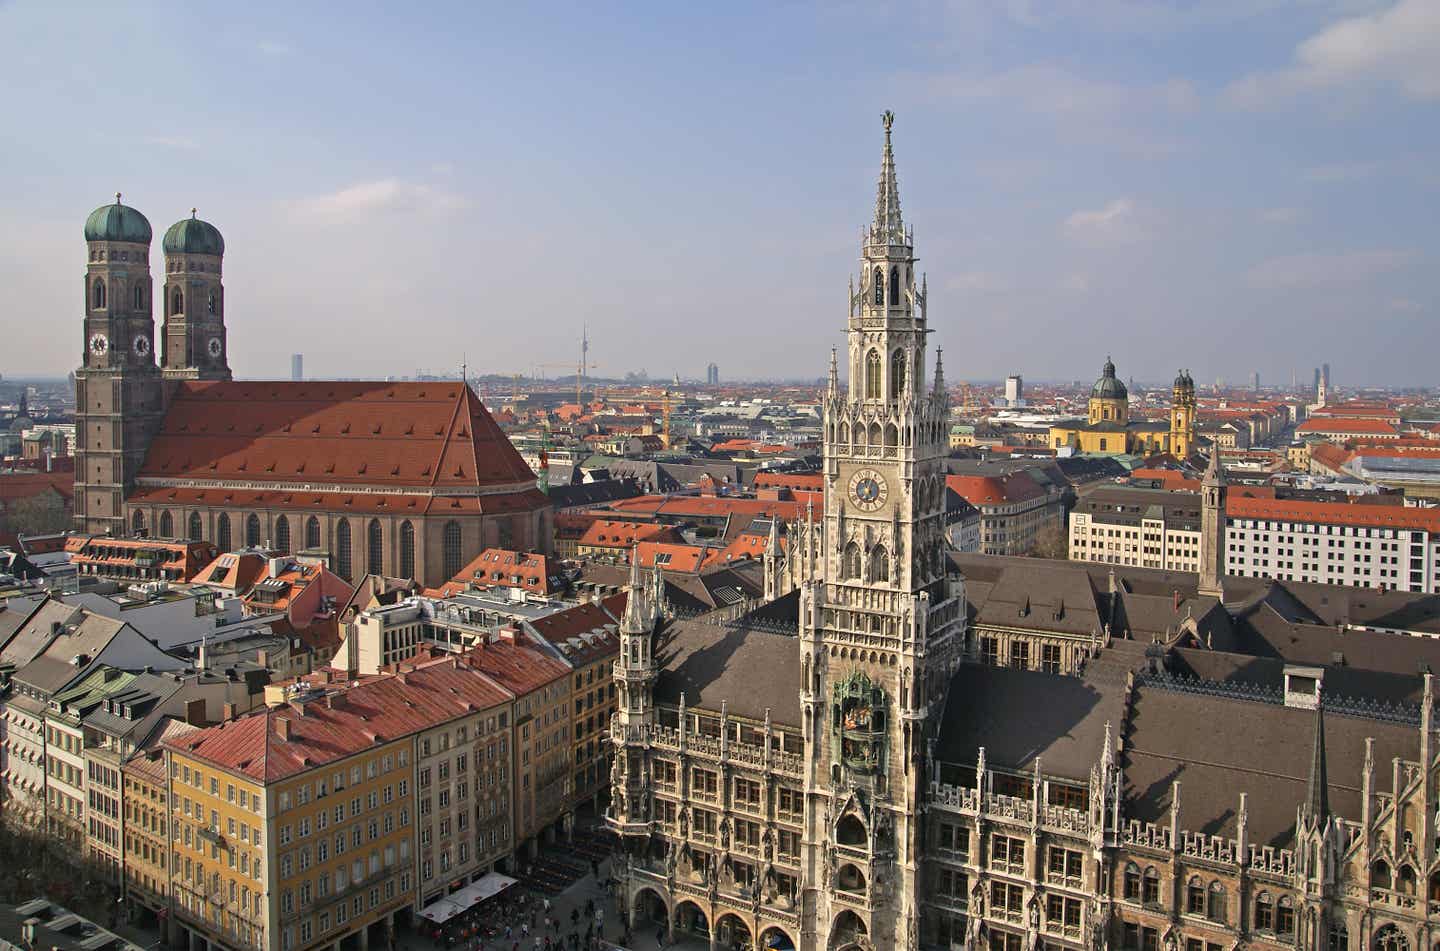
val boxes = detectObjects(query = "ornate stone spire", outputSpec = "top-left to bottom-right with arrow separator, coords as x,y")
1304,699 -> 1329,822
933,347 -> 946,398
621,546 -> 649,633
872,110 -> 903,243
827,347 -> 839,400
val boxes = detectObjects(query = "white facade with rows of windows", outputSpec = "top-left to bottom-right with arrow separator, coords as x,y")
1224,518 -> 1440,593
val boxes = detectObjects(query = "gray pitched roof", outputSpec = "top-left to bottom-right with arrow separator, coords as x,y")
653,619 -> 801,726
1123,681 -> 1415,846
934,643 -> 1145,780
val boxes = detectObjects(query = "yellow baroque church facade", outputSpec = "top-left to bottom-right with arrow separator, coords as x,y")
1048,358 -> 1196,456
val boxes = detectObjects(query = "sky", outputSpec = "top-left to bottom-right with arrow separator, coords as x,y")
1,0 -> 1436,387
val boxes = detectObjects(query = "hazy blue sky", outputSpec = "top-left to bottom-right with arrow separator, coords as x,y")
1,0 -> 1436,386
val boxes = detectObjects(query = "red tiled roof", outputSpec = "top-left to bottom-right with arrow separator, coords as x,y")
578,520 -> 682,549
67,535 -> 219,580
137,381 -> 535,490
0,470 -> 73,502
1297,417 -> 1398,436
946,472 -> 1046,506
128,485 -> 547,516
192,551 -> 267,592
1227,496 -> 1440,533
525,602 -> 619,666
429,548 -> 557,597
634,541 -> 712,573
167,657 -> 514,782
608,496 -> 805,520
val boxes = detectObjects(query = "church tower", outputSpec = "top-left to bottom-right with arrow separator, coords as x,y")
1169,369 -> 1196,458
1199,449 -> 1227,599
74,196 -> 167,535
798,112 -> 965,951
161,210 -> 231,381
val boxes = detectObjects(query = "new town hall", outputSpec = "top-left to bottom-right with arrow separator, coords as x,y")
606,116 -> 1440,951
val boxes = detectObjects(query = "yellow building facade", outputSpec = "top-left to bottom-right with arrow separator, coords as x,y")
1049,358 -> 1194,457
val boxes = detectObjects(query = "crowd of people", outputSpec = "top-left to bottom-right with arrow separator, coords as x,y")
417,871 -> 637,951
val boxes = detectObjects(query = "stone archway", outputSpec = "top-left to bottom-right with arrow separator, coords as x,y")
632,886 -> 669,930
715,912 -> 752,951
759,924 -> 798,951
828,910 -> 869,950
674,900 -> 710,941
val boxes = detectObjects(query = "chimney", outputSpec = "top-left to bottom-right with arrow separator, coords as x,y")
276,716 -> 292,741
184,698 -> 206,726
222,702 -> 237,721
326,691 -> 345,710
256,649 -> 269,670
197,636 -> 208,672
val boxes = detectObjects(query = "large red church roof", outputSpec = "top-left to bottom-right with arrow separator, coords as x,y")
137,381 -> 536,491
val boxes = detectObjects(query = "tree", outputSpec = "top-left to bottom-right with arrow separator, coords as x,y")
8,488 -> 71,536
1024,521 -> 1068,560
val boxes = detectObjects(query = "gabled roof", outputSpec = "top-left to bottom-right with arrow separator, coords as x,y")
136,382 -> 535,490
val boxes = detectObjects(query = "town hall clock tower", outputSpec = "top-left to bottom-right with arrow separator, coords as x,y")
798,112 -> 966,951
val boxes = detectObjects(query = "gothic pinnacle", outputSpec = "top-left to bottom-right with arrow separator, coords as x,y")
827,347 -> 839,398
874,110 -> 903,241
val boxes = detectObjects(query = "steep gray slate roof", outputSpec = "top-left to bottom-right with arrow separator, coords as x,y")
1123,683 -> 1415,847
933,642 -> 1145,781
653,619 -> 802,727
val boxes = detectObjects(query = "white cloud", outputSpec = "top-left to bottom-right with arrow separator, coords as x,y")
1227,0 -> 1440,106
292,180 -> 465,220
1063,198 -> 1139,240
1245,249 -> 1414,288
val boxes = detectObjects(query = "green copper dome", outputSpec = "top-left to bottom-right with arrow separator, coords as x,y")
84,195 -> 152,244
163,211 -> 225,256
1091,357 -> 1128,400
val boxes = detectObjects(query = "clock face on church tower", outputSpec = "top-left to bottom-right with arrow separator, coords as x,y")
849,468 -> 889,512
89,333 -> 108,356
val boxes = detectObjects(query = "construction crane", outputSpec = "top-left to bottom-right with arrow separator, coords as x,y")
535,361 -> 600,408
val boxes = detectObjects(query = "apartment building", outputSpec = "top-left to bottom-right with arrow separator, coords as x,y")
122,718 -> 199,930
1225,496 -> 1440,592
405,659 -> 512,908
524,602 -> 619,813
165,680 -> 424,951
1068,485 -> 1203,572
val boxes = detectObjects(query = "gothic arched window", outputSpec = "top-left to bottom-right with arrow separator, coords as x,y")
889,266 -> 899,305
171,287 -> 183,316
335,519 -> 352,579
188,511 -> 203,541
1328,923 -> 1349,951
1372,860 -> 1392,891
842,542 -> 861,579
869,544 -> 889,583
305,516 -> 321,551
443,521 -> 463,580
275,516 -> 290,555
1253,892 -> 1274,932
872,266 -> 883,306
93,279 -> 106,309
207,291 -> 217,315
245,513 -> 261,548
889,349 -> 906,399
865,350 -> 881,400
1373,925 -> 1409,951
132,510 -> 145,536
134,285 -> 144,309
367,519 -> 383,576
399,521 -> 416,580
159,511 -> 174,538
1276,897 -> 1295,937
217,513 -> 232,551
1399,865 -> 1417,895
1207,881 -> 1226,922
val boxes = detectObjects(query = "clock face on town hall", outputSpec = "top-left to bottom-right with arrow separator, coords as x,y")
848,468 -> 889,512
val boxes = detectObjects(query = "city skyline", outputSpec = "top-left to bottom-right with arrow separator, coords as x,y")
1,0 -> 1436,384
